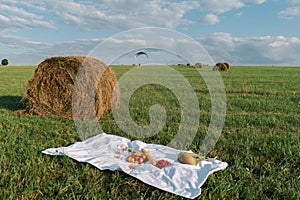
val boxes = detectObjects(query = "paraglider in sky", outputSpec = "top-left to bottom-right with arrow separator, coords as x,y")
135,51 -> 148,58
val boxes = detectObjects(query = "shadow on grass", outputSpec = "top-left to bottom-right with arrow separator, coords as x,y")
0,95 -> 27,111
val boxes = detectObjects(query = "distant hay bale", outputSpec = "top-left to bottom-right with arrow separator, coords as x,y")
212,62 -> 230,71
194,63 -> 202,68
223,62 -> 229,70
25,56 -> 119,120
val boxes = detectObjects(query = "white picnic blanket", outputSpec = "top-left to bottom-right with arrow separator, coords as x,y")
42,133 -> 228,199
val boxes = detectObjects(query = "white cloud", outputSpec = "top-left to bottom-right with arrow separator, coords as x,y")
3,32 -> 300,66
0,37 -> 99,65
253,0 -> 266,4
288,0 -> 300,5
0,34 -> 52,52
279,7 -> 300,19
0,0 -> 269,33
279,0 -> 300,19
50,0 -> 267,29
198,33 -> 300,65
201,14 -> 220,24
41,0 -> 200,30
199,0 -> 245,14
0,14 -> 9,22
0,4 -> 42,19
0,1 -> 55,31
2,0 -> 296,66
0,33 -> 53,65
235,12 -> 243,17
104,37 -> 147,46
196,0 -> 266,25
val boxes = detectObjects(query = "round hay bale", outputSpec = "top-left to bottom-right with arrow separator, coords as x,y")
222,62 -> 229,70
212,62 -> 229,71
25,56 -> 119,120
194,63 -> 202,68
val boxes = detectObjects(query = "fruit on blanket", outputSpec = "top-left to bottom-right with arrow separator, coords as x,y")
126,151 -> 147,164
142,154 -> 147,160
126,155 -> 133,162
156,159 -> 171,168
141,148 -> 157,166
137,157 -> 143,164
132,151 -> 141,157
178,152 -> 197,166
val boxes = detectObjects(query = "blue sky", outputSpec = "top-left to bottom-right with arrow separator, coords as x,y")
1,0 -> 300,66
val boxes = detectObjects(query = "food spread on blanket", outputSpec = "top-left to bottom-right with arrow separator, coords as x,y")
124,148 -> 172,169
141,148 -> 157,166
156,159 -> 171,168
178,152 -> 207,165
42,133 -> 228,199
178,152 -> 197,165
126,151 -> 147,164
114,144 -> 206,169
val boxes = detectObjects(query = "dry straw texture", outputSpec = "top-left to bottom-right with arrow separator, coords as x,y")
194,63 -> 202,68
212,62 -> 230,71
25,56 -> 119,120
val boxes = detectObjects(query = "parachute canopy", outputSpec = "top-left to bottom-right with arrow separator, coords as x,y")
135,51 -> 148,58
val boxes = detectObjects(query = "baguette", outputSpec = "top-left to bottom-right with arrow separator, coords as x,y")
141,148 -> 157,166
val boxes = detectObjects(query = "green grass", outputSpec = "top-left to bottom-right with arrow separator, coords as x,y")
0,65 -> 299,199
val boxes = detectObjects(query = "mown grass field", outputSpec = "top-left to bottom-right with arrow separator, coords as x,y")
0,65 -> 299,199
